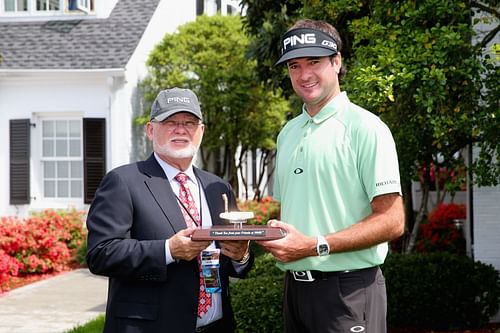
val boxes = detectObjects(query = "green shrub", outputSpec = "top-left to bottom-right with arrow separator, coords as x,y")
231,251 -> 500,331
384,252 -> 500,330
231,252 -> 284,333
75,238 -> 88,267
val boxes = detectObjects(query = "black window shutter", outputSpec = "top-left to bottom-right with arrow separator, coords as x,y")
83,118 -> 106,204
10,119 -> 31,205
196,0 -> 203,15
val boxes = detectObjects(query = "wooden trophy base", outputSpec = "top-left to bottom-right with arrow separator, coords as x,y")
191,224 -> 286,241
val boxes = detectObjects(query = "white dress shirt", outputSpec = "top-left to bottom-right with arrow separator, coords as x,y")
153,153 -> 222,327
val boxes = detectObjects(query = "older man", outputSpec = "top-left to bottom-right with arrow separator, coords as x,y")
86,88 -> 253,333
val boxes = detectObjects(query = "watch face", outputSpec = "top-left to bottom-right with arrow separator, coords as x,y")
318,244 -> 329,256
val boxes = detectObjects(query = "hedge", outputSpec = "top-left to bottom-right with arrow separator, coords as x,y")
230,251 -> 500,331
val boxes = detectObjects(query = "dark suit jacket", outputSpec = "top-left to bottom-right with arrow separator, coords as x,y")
86,154 -> 253,333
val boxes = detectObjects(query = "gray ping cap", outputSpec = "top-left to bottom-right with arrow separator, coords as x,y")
150,88 -> 202,122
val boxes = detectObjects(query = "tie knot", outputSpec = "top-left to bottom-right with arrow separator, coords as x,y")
175,172 -> 188,185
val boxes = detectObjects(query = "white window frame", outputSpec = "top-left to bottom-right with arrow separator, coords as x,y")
31,113 -> 84,209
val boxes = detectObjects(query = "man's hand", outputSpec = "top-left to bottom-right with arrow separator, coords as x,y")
169,227 -> 211,261
256,220 -> 316,263
219,240 -> 250,262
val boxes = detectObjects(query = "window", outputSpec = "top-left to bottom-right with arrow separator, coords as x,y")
1,0 -> 94,15
36,0 -> 59,11
197,0 -> 241,16
74,0 -> 92,13
41,119 -> 83,199
9,117 -> 105,206
4,0 -> 28,12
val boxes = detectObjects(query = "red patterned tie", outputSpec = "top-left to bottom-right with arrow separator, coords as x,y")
175,172 -> 212,318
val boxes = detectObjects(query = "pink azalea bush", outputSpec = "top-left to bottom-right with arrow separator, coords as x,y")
237,196 -> 280,225
0,209 -> 86,292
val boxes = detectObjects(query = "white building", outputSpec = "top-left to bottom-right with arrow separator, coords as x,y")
0,0 -> 242,217
1,0 -> 498,283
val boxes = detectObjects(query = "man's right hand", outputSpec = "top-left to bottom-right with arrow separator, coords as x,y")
256,220 -> 316,262
169,226 -> 211,261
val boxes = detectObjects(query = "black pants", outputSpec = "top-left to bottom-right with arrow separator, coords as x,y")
284,266 -> 386,333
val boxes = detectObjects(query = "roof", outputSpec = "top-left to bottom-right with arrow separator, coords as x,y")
0,0 -> 160,70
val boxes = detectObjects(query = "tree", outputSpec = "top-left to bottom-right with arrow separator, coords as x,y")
470,1 -> 500,187
342,0 -> 497,253
139,14 -> 290,196
241,0 -> 499,252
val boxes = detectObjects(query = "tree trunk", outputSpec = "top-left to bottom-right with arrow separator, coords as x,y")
236,148 -> 249,200
225,146 -> 239,196
401,181 -> 414,252
252,149 -> 276,201
405,180 -> 430,253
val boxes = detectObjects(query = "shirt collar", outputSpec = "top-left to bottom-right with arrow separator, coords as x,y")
300,91 -> 348,126
153,152 -> 198,185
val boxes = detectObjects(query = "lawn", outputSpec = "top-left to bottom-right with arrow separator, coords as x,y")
65,314 -> 104,333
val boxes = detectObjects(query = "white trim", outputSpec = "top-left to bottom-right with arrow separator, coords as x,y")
0,68 -> 125,75
0,12 -> 97,22
0,69 -> 126,80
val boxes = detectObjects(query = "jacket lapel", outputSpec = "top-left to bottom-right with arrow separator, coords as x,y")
141,155 -> 187,234
194,168 -> 223,226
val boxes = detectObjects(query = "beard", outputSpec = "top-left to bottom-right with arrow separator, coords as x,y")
153,139 -> 200,161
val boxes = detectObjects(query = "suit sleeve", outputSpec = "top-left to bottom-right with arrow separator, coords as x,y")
86,170 -> 168,281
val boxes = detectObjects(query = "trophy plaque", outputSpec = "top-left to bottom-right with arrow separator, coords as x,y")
191,195 -> 286,241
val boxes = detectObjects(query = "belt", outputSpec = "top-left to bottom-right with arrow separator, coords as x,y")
289,266 -> 377,282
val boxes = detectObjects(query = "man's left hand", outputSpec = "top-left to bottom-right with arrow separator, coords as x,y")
219,240 -> 250,262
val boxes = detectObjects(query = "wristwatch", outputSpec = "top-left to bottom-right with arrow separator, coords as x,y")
316,235 -> 330,256
236,250 -> 251,264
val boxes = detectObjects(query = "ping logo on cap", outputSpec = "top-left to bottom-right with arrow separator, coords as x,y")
283,33 -> 317,50
275,28 -> 339,65
167,97 -> 191,104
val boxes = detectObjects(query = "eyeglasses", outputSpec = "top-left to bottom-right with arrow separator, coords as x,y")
157,120 -> 202,131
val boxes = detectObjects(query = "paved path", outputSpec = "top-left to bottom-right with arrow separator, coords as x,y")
0,269 -> 107,333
